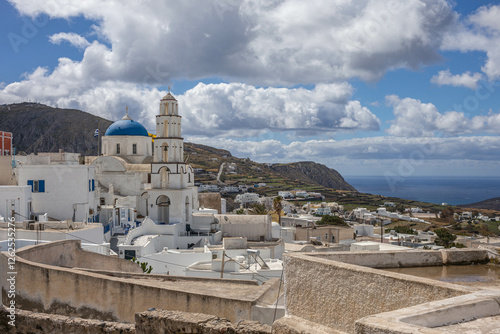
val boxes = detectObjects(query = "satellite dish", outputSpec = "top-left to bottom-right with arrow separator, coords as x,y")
224,216 -> 228,221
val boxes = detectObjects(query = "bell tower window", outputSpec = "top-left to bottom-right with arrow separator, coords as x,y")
132,144 -> 137,154
116,143 -> 120,154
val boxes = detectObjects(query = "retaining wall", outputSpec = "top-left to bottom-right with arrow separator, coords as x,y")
283,251 -> 481,333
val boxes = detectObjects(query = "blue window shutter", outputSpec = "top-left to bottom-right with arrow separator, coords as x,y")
38,180 -> 45,193
89,180 -> 91,192
27,180 -> 34,192
92,179 -> 95,191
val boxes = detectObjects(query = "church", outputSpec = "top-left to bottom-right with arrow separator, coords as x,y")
88,91 -> 199,229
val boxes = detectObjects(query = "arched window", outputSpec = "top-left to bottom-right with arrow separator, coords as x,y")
185,196 -> 190,222
162,143 -> 169,162
160,167 -> 170,188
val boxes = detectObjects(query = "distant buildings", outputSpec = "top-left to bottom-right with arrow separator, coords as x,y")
0,131 -> 12,156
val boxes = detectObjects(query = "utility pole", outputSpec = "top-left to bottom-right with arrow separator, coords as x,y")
220,250 -> 226,278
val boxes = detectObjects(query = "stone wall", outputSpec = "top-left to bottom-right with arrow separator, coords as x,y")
0,305 -> 135,334
0,306 -> 272,334
135,309 -> 271,334
283,252 -> 475,333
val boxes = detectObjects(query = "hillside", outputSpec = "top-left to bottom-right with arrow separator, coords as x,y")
0,102 -> 356,192
459,197 -> 500,211
0,102 -> 112,155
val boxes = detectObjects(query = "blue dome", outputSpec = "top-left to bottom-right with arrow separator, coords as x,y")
105,119 -> 149,137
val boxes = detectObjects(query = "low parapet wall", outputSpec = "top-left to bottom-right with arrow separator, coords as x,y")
284,251 -> 479,333
1,240 -> 276,324
16,239 -> 142,273
308,249 -> 489,268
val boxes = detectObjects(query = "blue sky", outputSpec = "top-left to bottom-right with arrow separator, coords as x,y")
1,0 -> 500,177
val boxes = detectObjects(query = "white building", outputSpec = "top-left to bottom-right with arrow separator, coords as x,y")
353,208 -> 369,219
315,207 -> 332,216
295,191 -> 308,198
278,191 -> 294,199
235,193 -> 260,206
15,153 -> 98,223
0,185 -> 32,222
88,92 -> 199,226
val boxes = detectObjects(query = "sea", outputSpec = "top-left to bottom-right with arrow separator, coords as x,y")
344,176 -> 500,206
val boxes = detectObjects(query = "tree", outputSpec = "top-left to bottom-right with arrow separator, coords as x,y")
434,228 -> 457,248
393,225 -> 416,235
317,215 -> 348,227
440,207 -> 454,219
249,203 -> 268,215
131,258 -> 153,274
273,196 -> 283,226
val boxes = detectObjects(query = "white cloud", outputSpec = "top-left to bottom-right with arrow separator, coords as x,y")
0,79 -> 379,137
443,4 -> 500,81
178,83 -> 379,137
7,0 -> 457,85
386,95 -> 500,137
49,32 -> 90,49
185,136 -> 500,169
430,69 -> 482,89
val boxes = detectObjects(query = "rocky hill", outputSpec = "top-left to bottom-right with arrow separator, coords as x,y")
271,162 -> 356,191
0,103 -> 112,155
0,102 -> 356,192
459,197 -> 500,211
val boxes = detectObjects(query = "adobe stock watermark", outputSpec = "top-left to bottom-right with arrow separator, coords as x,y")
8,16 -> 49,54
6,217 -> 17,327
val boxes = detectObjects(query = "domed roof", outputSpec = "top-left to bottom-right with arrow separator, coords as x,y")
161,92 -> 177,101
105,118 -> 149,137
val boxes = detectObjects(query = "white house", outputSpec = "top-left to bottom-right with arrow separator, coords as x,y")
295,191 -> 308,198
235,193 -> 260,206
278,191 -> 294,199
315,207 -> 332,216
15,154 -> 98,223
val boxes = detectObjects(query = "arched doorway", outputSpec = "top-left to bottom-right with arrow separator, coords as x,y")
156,195 -> 170,224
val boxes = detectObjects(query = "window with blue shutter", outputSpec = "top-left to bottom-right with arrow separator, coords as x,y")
92,179 -> 95,191
28,180 -> 45,193
38,180 -> 45,193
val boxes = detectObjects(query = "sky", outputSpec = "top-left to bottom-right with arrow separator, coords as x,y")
1,0 -> 500,177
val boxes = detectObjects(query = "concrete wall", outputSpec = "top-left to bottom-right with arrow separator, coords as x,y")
312,249 -> 489,268
1,240 -> 274,324
198,192 -> 222,213
283,252 -> 476,333
295,226 -> 353,243
0,156 -> 16,186
16,240 -> 142,272
0,185 -> 31,221
218,214 -> 272,241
